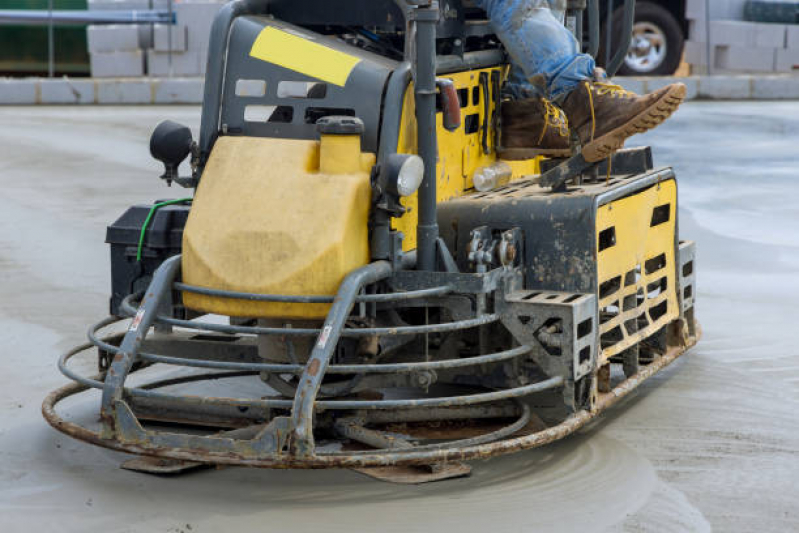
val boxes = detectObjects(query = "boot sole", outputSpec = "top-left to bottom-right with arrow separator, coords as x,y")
581,84 -> 686,163
498,147 -> 572,160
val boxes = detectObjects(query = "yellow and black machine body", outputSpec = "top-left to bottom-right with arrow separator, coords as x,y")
45,0 -> 699,479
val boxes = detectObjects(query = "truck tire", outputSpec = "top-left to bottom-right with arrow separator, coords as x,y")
602,1 -> 685,76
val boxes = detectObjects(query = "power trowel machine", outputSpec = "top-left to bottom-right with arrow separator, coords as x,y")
45,0 -> 699,481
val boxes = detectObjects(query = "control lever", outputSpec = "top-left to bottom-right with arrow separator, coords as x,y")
436,78 -> 461,132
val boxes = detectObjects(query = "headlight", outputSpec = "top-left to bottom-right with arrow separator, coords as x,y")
387,154 -> 424,197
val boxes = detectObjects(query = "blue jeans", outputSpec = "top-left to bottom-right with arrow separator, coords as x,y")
475,0 -> 596,101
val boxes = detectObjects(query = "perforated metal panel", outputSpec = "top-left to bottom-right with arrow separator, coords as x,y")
595,179 -> 680,362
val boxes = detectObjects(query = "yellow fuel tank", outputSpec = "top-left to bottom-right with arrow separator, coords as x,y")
181,135 -> 374,319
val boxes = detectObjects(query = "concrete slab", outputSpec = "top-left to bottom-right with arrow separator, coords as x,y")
39,79 -> 96,104
611,77 -> 647,95
775,48 -> 799,73
96,79 -> 152,103
87,25 -> 142,53
646,76 -> 699,100
153,78 -> 204,103
147,50 -> 203,77
175,1 -> 223,54
87,0 -> 149,9
0,79 -> 37,104
684,40 -> 721,70
697,75 -> 752,99
716,46 -> 777,73
701,20 -> 788,49
788,25 -> 799,49
685,0 -> 747,22
751,75 -> 799,99
153,24 -> 188,53
2,103 -> 799,532
90,50 -> 146,78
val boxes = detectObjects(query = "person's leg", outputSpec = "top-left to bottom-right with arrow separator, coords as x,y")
500,93 -> 571,159
477,0 -> 594,100
495,3 -> 571,159
477,0 -> 686,162
502,64 -> 543,100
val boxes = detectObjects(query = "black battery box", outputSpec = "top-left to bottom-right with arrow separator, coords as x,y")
105,202 -> 190,316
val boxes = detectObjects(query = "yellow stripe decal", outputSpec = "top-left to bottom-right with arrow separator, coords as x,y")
249,27 -> 361,87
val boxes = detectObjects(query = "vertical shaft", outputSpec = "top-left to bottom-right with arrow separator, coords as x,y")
47,0 -> 54,77
413,1 -> 440,271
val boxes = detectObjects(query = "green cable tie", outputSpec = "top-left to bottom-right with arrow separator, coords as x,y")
136,198 -> 193,262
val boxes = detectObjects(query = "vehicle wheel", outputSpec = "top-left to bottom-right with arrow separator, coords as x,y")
601,1 -> 685,76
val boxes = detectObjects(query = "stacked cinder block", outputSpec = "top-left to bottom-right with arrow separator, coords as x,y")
87,0 -> 224,77
685,0 -> 799,73
147,0 -> 223,76
781,26 -> 799,72
87,0 -> 150,77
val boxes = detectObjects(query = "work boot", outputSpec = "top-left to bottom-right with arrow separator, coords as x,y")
560,81 -> 686,162
499,97 -> 571,159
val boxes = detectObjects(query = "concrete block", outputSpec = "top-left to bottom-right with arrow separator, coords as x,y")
610,77 -> 647,95
147,49 -> 203,76
787,25 -> 799,49
697,75 -> 752,99
87,0 -> 148,10
90,50 -> 145,77
647,76 -> 699,100
151,0 -> 225,8
686,0 -> 747,22
0,78 -> 37,104
684,40 -> 722,68
775,48 -> 799,72
690,20 -> 787,49
153,78 -> 204,103
708,20 -> 747,45
751,23 -> 786,48
96,80 -> 152,103
39,79 -> 95,104
139,25 -> 154,50
153,24 -> 188,52
751,75 -> 799,98
87,25 -> 141,53
175,1 -> 224,54
89,0 -> 154,48
716,46 -> 777,72
712,20 -> 786,48
688,20 -> 707,42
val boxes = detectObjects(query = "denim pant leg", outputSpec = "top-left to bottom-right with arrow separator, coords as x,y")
503,64 -> 544,99
474,0 -> 595,100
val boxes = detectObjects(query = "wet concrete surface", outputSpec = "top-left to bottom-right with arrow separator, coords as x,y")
1,102 -> 798,532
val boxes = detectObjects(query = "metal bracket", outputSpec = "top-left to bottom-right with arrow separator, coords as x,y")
539,153 -> 596,191
498,289 -> 598,411
678,240 -> 697,338
467,226 -> 496,272
539,146 -> 656,191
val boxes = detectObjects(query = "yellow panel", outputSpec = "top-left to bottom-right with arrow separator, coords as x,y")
249,27 -> 361,87
392,66 -> 541,251
596,178 -> 679,361
182,136 -> 374,319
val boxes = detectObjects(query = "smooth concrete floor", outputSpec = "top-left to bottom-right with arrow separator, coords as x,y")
1,102 -> 798,532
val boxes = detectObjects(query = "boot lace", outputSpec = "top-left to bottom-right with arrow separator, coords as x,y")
538,98 -> 570,144
585,81 -> 635,142
594,81 -> 636,98
584,81 -> 637,142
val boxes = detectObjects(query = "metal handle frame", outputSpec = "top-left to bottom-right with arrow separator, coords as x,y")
606,0 -> 636,76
